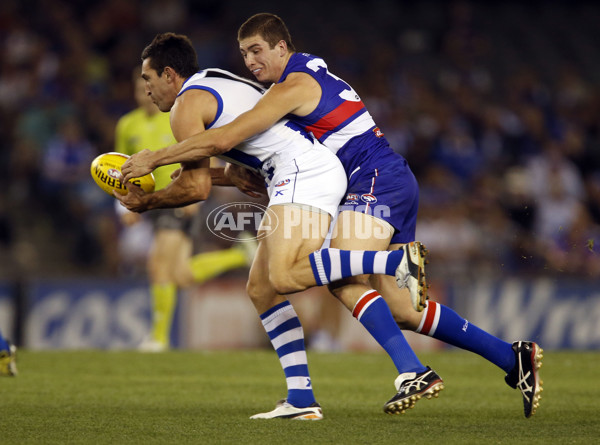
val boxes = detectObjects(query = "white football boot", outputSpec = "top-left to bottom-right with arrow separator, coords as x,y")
250,399 -> 323,420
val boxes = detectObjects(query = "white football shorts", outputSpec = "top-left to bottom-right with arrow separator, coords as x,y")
265,146 -> 346,218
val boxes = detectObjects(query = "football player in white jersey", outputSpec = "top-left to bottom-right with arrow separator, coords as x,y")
117,32 -> 437,420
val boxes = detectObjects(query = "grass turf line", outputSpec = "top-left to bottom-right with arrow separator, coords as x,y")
1,350 -> 598,444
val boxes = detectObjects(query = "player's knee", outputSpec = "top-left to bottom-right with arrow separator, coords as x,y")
387,304 -> 422,330
327,282 -> 345,301
394,313 -> 416,330
171,271 -> 192,289
246,276 -> 273,305
325,281 -> 358,312
268,271 -> 303,295
246,278 -> 259,302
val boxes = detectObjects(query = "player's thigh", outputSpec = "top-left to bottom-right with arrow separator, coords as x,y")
148,229 -> 188,280
330,210 -> 393,251
169,234 -> 194,286
263,204 -> 330,276
327,210 -> 394,306
152,229 -> 189,261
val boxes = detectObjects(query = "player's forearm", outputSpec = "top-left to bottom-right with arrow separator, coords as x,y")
210,167 -> 234,186
141,188 -> 203,210
140,171 -> 211,211
153,129 -> 234,167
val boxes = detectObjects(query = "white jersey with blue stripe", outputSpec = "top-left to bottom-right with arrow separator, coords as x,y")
178,69 -> 315,173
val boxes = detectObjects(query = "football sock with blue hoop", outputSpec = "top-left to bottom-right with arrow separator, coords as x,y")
353,290 -> 427,374
309,248 -> 403,286
417,301 -> 515,372
260,300 -> 316,408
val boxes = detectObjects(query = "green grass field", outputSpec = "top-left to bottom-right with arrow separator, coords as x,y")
1,349 -> 598,444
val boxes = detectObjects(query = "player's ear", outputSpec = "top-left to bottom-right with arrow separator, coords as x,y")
277,40 -> 287,56
164,66 -> 175,81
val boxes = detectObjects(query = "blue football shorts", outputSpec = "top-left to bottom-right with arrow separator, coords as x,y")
340,152 -> 418,245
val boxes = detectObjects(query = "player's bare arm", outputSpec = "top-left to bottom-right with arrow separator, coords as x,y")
121,72 -> 320,182
115,163 -> 210,212
209,164 -> 265,198
225,163 -> 266,197
209,167 -> 231,186
117,89 -> 216,211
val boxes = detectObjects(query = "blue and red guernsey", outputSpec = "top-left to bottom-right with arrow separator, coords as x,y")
279,52 -> 393,175
279,53 -> 416,245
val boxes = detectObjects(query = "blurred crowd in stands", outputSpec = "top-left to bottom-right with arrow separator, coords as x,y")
1,0 -> 600,282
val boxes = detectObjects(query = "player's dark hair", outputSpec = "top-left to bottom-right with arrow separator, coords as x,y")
238,13 -> 295,51
141,32 -> 199,78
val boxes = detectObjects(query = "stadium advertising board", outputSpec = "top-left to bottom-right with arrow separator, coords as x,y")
9,277 -> 600,350
24,279 -> 179,350
453,278 -> 600,350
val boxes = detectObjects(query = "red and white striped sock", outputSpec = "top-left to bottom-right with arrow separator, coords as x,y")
416,301 -> 441,336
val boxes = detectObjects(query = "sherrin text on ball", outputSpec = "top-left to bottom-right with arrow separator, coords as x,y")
90,152 -> 155,196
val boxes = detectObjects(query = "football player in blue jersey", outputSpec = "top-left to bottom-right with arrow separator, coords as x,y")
121,15 -> 542,419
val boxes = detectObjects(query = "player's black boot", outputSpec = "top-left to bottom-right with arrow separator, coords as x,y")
383,366 -> 443,414
505,341 -> 543,418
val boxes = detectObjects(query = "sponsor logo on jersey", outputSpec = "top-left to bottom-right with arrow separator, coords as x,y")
361,193 -> 377,203
346,193 -> 359,201
275,179 -> 290,187
373,127 -> 384,138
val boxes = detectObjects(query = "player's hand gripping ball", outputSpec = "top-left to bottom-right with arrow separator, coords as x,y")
90,152 -> 155,196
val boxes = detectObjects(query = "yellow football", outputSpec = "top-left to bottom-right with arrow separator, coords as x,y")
90,152 -> 155,196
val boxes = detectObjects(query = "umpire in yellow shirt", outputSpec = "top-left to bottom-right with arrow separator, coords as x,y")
115,68 -> 254,351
